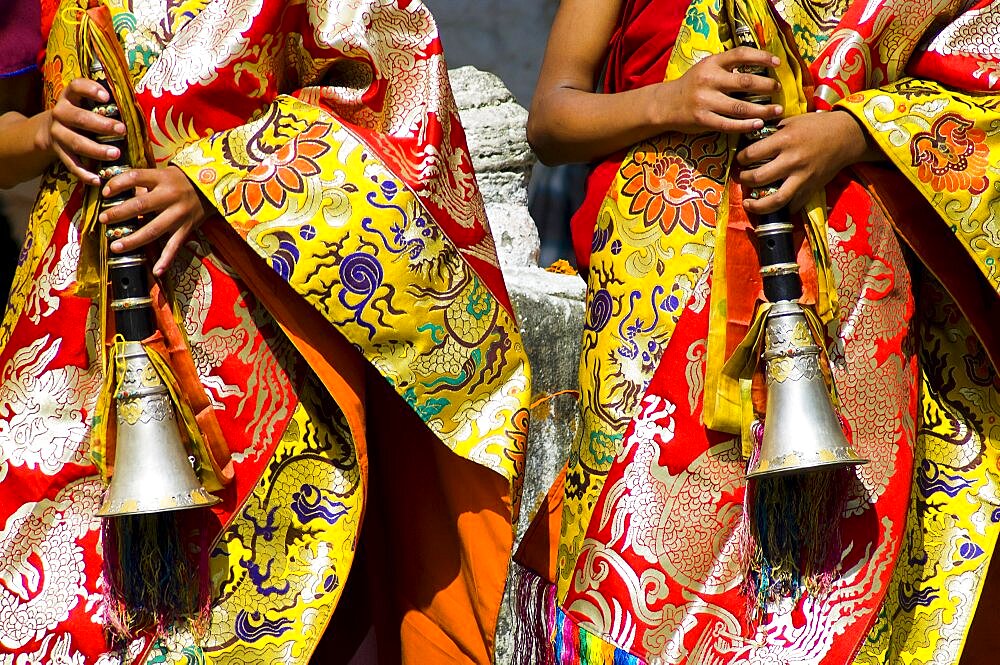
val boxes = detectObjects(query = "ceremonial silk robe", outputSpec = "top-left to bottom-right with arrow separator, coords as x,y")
0,0 -> 530,662
515,0 -> 1000,663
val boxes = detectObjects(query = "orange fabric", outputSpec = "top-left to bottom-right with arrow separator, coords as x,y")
204,219 -> 512,662
149,283 -> 234,485
313,367 -> 514,664
516,463 -> 567,585
361,364 -> 513,664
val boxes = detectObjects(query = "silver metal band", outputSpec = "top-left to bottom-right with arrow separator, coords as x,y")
763,345 -> 821,362
755,222 -> 794,237
108,255 -> 146,268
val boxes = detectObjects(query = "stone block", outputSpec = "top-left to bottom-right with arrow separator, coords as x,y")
495,267 -> 585,665
451,66 -> 534,207
489,204 -> 540,268
449,66 -> 588,665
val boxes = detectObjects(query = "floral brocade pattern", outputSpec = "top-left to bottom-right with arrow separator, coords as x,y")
837,80 -> 1000,289
556,0 -> 730,601
619,135 -> 727,235
563,176 -> 918,664
175,96 -> 531,488
910,112 -> 989,195
221,123 -> 331,217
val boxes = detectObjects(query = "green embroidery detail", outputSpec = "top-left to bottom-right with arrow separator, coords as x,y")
422,349 -> 482,389
401,387 -> 449,420
465,277 -> 493,320
112,11 -> 138,36
588,430 -> 622,467
684,0 -> 714,38
418,322 -> 446,344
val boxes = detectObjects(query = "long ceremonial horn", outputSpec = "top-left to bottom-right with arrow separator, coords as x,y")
86,56 -> 220,640
729,16 -> 870,610
95,337 -> 220,516
731,21 -> 868,479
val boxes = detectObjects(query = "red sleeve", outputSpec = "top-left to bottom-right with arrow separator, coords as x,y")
604,0 -> 688,94
41,0 -> 59,56
571,0 -> 688,269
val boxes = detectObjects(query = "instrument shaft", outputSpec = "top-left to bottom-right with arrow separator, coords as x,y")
87,61 -> 157,341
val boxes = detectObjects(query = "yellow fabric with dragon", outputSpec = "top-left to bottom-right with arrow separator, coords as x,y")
40,0 -> 531,497
140,377 -> 364,664
41,0 -> 530,507
171,98 -> 530,497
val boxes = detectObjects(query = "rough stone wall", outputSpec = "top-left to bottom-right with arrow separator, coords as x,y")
451,65 -> 584,664
453,64 -> 583,535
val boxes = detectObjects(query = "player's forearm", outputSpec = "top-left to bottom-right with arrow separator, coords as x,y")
0,111 -> 56,189
527,83 -> 674,165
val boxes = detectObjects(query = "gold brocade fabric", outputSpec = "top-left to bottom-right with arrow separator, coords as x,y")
556,0 -> 831,599
835,68 -> 1000,665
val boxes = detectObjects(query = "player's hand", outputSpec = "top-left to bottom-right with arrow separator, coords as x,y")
35,78 -> 126,185
737,111 -> 874,214
660,47 -> 784,134
100,166 -> 212,276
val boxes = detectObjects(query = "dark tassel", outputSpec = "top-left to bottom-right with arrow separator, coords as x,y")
741,423 -> 852,618
510,562 -> 557,665
101,512 -> 212,644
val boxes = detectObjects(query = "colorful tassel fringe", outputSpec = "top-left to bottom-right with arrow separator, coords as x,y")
511,562 -> 557,665
510,562 -> 643,665
554,609 -> 642,665
101,512 -> 212,645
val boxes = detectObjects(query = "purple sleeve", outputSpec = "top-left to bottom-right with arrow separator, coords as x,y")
0,0 -> 43,78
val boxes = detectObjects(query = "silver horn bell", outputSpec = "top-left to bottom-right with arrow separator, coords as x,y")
97,341 -> 221,516
746,301 -> 869,479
